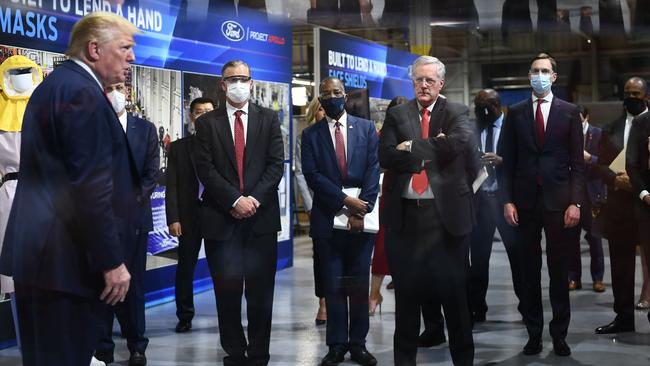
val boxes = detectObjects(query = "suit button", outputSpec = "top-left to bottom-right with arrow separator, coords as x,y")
135,229 -> 140,236
136,195 -> 142,203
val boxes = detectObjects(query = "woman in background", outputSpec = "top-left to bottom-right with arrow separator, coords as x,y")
296,97 -> 327,324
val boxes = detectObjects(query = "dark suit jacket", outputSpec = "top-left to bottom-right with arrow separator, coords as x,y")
626,112 -> 650,222
126,114 -> 159,233
379,98 -> 476,236
584,124 -> 606,206
193,102 -> 284,241
0,60 -> 139,298
498,96 -> 585,211
165,136 -> 201,236
593,113 -> 638,230
301,114 -> 380,239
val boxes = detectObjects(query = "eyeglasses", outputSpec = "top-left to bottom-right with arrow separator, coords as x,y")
413,77 -> 438,86
192,109 -> 212,117
529,68 -> 553,75
223,76 -> 251,84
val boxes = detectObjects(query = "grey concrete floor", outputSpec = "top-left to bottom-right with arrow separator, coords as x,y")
1,233 -> 650,365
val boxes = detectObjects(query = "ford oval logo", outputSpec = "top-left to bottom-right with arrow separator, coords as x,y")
222,21 -> 245,42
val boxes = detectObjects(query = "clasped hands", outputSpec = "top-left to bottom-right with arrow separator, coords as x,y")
344,196 -> 368,233
230,196 -> 259,219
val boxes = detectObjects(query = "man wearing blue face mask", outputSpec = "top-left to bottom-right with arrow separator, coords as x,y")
193,60 -> 284,366
498,53 -> 585,357
301,77 -> 380,366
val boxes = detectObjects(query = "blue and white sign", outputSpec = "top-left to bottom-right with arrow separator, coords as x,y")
0,0 -> 292,83
316,28 -> 418,100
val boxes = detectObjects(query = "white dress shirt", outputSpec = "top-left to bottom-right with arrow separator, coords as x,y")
226,100 -> 249,144
531,91 -> 553,129
118,111 -> 127,133
403,101 -> 436,199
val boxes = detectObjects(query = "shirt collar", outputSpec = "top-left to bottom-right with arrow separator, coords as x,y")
226,100 -> 249,116
583,121 -> 589,135
70,57 -> 103,89
417,100 -> 436,113
531,91 -> 554,104
627,107 -> 648,121
326,111 -> 348,127
493,113 -> 504,129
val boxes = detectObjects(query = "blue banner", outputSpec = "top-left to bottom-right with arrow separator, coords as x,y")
318,28 -> 418,100
0,0 -> 292,83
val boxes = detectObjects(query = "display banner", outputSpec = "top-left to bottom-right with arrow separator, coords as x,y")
315,28 -> 418,100
0,0 -> 292,83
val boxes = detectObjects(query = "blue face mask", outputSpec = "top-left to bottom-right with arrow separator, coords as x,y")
530,74 -> 552,95
319,96 -> 346,120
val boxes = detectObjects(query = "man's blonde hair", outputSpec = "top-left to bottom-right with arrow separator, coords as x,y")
66,12 -> 140,58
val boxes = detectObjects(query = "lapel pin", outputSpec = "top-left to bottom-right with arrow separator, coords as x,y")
349,125 -> 353,129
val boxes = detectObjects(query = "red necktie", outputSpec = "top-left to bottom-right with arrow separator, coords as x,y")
535,99 -> 546,147
411,108 -> 430,195
335,121 -> 348,181
234,110 -> 245,193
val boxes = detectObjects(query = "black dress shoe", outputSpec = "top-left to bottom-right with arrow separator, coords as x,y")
552,339 -> 571,356
418,331 -> 446,347
595,320 -> 634,334
94,350 -> 114,364
349,346 -> 377,366
175,320 -> 192,333
320,347 -> 347,366
128,352 -> 147,366
523,336 -> 542,355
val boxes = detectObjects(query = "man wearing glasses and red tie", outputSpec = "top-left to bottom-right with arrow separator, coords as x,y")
193,60 -> 284,366
379,55 -> 477,366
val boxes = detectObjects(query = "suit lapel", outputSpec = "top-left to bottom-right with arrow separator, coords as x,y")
407,100 -> 420,139
215,108 -> 238,172
543,98 -> 562,150
317,119 -> 339,175
245,104 -> 262,168
186,136 -> 198,174
346,116 -> 359,166
524,99 -> 539,151
428,98 -> 445,136
125,116 -> 142,176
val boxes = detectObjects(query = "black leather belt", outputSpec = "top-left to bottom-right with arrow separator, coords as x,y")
403,198 -> 435,207
0,172 -> 18,187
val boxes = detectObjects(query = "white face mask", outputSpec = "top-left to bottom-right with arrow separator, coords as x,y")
107,90 -> 126,114
226,82 -> 251,104
10,73 -> 35,94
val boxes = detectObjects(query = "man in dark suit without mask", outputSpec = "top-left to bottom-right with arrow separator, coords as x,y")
379,55 -> 475,366
0,13 -> 140,366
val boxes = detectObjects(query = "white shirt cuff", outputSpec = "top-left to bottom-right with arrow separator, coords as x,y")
640,190 -> 650,201
232,196 -> 243,207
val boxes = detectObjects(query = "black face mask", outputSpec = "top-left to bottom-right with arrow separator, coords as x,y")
624,97 -> 647,116
475,105 -> 497,128
319,96 -> 346,120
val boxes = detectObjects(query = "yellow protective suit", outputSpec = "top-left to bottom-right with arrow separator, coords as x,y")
0,55 -> 43,132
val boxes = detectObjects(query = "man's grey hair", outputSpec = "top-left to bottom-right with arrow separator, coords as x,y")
410,56 -> 446,80
221,60 -> 250,76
